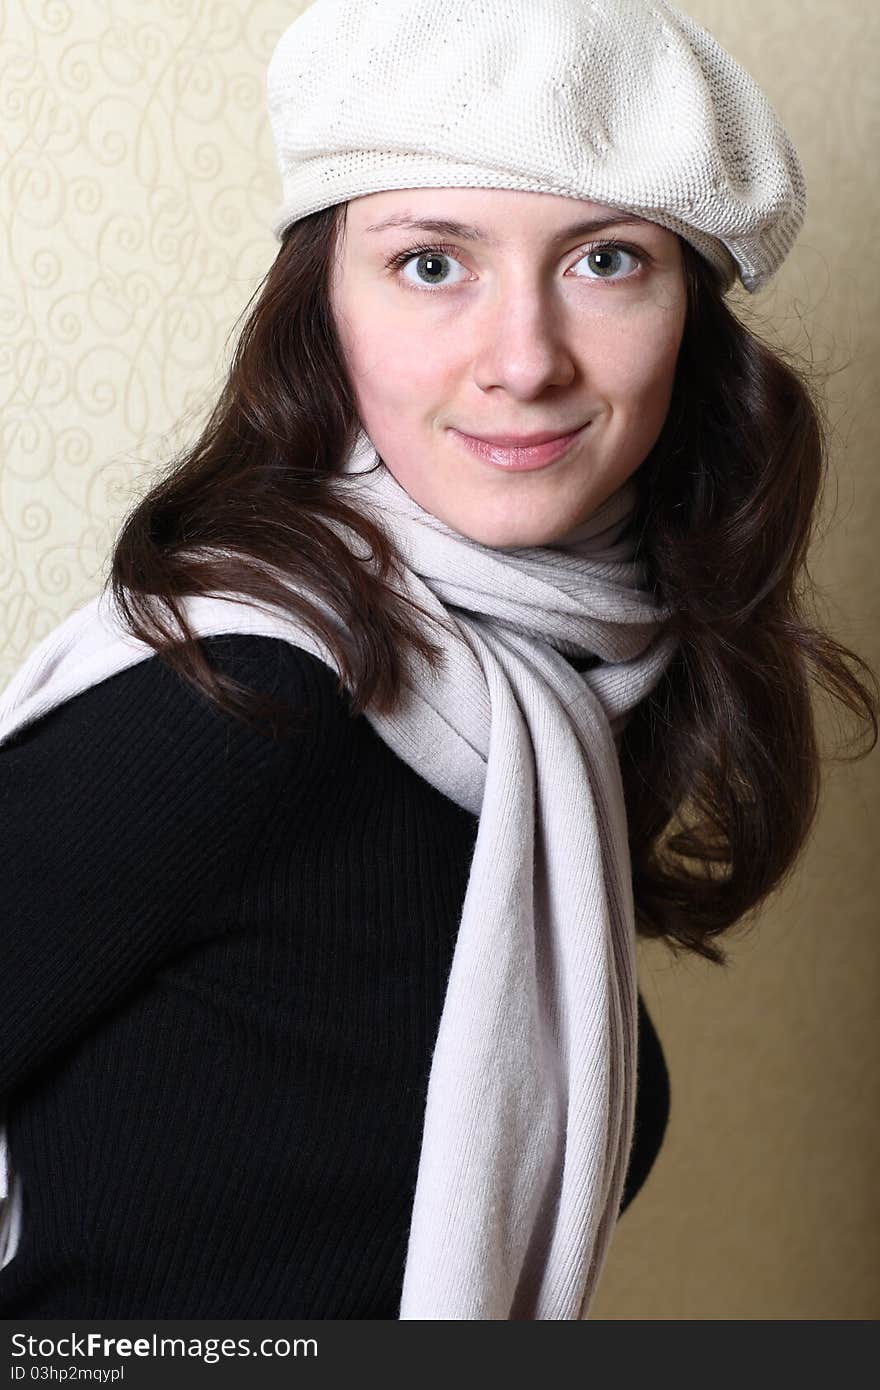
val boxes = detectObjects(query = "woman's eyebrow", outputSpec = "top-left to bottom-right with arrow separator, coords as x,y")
363,213 -> 653,246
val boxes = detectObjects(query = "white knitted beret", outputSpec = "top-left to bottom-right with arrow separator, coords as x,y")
266,0 -> 807,294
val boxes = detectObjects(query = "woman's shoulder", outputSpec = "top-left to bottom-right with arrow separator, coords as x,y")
194,631 -> 348,715
3,631 -> 346,751
0,631 -> 357,830
0,632 -> 352,934
0,632 -> 350,1097
198,631 -> 340,691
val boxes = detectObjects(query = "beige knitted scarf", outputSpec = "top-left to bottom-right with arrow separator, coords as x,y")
0,427 -> 677,1318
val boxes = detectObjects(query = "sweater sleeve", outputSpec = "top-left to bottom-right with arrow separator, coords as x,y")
0,633 -> 337,1100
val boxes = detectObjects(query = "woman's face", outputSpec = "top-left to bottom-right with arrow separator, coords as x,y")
328,187 -> 687,548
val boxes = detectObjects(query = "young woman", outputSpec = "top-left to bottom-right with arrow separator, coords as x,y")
0,0 -> 876,1320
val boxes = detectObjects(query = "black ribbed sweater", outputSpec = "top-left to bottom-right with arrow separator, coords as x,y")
0,633 -> 669,1318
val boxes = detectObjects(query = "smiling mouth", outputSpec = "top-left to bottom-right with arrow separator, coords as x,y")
458,424 -> 589,447
448,421 -> 591,471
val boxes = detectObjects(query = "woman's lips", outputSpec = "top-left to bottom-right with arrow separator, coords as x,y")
449,422 -> 590,470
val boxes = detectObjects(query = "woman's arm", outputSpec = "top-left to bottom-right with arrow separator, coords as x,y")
0,633 -> 333,1099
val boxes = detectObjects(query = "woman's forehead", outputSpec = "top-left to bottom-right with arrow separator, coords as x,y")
346,188 -> 662,241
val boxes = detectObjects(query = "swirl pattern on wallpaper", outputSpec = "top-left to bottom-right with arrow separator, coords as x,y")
1,0 -> 304,674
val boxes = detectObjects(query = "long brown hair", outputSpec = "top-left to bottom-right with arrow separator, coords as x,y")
109,203 -> 879,966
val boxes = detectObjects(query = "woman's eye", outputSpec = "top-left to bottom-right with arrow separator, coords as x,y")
395,247 -> 468,291
572,244 -> 644,281
390,241 -> 645,293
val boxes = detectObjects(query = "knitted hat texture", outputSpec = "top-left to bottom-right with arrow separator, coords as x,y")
266,0 -> 807,294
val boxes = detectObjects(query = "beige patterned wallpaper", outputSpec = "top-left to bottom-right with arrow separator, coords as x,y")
2,1 -> 878,1318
